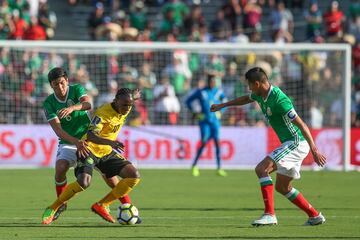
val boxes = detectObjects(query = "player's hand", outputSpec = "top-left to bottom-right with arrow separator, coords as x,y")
311,148 -> 326,167
132,89 -> 141,100
112,141 -> 124,152
76,140 -> 90,158
210,104 -> 222,112
58,106 -> 74,119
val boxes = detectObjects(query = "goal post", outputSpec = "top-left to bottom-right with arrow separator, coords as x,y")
0,40 -> 352,170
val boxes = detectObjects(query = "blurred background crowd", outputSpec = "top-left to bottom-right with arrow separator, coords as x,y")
0,0 -> 359,128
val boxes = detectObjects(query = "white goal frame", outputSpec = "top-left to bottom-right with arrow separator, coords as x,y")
0,41 -> 352,171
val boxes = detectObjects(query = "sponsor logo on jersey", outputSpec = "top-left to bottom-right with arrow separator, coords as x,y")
267,107 -> 272,116
91,116 -> 101,125
67,100 -> 75,107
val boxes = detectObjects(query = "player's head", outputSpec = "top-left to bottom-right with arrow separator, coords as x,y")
48,67 -> 69,97
113,88 -> 133,115
207,73 -> 217,88
245,67 -> 269,95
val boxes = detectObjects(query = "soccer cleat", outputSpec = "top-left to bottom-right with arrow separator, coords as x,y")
251,214 -> 278,227
304,212 -> 325,226
192,166 -> 200,177
217,169 -> 227,177
91,203 -> 115,223
41,207 -> 56,225
53,203 -> 67,221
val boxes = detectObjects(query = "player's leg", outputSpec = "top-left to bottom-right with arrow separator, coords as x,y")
275,140 -> 325,225
92,153 -> 140,223
275,173 -> 325,225
212,122 -> 226,176
42,154 -> 94,224
192,122 -> 210,176
102,175 -> 132,204
251,156 -> 278,226
54,145 -> 78,196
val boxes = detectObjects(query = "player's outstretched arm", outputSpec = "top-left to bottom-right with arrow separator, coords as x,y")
57,96 -> 92,119
292,116 -> 327,167
210,95 -> 253,112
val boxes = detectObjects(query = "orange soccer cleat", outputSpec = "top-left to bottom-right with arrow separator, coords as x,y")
91,202 -> 115,223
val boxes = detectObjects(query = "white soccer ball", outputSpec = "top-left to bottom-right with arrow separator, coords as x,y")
117,203 -> 139,225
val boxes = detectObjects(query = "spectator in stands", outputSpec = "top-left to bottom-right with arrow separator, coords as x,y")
0,15 -> 14,39
323,1 -> 345,42
243,0 -> 262,41
24,16 -> 46,40
10,9 -> 27,39
162,50 -> 192,97
206,54 -> 225,87
222,0 -> 242,33
222,62 -> 239,99
118,63 -> 139,89
310,100 -> 323,129
130,0 -> 147,31
161,0 -> 189,27
88,2 -> 107,40
353,41 -> 360,72
183,5 -> 206,36
210,9 -> 232,42
304,1 -> 322,42
38,0 -> 57,39
270,1 -> 293,42
138,62 -> 156,103
74,64 -> 99,105
153,74 -> 180,125
229,26 -> 249,43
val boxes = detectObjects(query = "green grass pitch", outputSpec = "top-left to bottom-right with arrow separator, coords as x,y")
0,169 -> 359,239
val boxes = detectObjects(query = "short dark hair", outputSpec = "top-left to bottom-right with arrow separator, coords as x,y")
48,67 -> 67,83
115,88 -> 133,99
245,67 -> 268,83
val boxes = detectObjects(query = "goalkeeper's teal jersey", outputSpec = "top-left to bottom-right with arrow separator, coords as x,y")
250,86 -> 304,143
43,84 -> 91,144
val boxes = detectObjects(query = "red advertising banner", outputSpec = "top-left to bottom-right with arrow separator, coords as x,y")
351,128 -> 360,166
0,125 -> 356,169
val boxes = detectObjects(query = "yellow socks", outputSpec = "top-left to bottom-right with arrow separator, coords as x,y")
99,178 -> 140,206
50,181 -> 84,210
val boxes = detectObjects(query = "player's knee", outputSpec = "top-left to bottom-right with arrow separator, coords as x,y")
78,175 -> 92,189
56,160 -> 70,174
254,164 -> 264,177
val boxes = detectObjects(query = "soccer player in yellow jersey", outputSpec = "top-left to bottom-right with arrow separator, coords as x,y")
42,88 -> 141,224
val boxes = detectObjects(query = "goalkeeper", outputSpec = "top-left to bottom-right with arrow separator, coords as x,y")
185,74 -> 227,177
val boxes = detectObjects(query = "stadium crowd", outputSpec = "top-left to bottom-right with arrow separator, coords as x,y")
0,0 -> 359,128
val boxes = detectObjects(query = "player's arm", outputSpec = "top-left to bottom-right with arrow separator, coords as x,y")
87,130 -> 124,152
292,116 -> 327,167
58,95 -> 92,119
48,119 -> 90,157
210,95 -> 253,112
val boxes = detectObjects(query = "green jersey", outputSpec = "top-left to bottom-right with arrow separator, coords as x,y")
250,86 -> 304,143
43,84 -> 91,144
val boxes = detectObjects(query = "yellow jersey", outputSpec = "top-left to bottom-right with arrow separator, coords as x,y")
84,103 -> 130,158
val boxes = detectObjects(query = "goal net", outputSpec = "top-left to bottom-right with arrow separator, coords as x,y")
0,41 -> 351,170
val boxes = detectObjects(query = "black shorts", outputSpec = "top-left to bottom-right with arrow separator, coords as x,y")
75,151 -> 132,178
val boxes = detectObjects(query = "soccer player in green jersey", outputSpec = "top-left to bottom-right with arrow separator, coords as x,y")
210,67 -> 327,226
43,67 -> 135,223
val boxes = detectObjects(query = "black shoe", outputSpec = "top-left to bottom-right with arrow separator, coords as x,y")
53,203 -> 67,221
